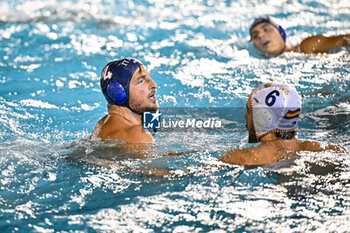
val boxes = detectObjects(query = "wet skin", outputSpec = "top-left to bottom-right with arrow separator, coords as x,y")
251,22 -> 286,56
129,65 -> 158,114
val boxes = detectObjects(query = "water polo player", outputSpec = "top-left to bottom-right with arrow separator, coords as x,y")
250,16 -> 350,57
91,58 -> 158,143
219,83 -> 343,165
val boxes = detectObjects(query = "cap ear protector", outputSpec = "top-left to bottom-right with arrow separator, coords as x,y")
278,25 -> 287,42
106,81 -> 127,105
250,90 -> 280,139
253,107 -> 275,135
100,58 -> 142,108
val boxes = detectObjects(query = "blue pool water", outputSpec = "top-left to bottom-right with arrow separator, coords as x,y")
1,0 -> 350,232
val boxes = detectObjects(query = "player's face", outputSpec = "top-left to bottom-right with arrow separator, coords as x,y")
244,100 -> 258,143
129,66 -> 158,114
251,23 -> 285,56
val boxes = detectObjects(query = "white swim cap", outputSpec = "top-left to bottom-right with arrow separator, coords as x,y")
249,83 -> 301,141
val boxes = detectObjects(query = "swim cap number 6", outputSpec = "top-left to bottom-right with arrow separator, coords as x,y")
265,90 -> 280,106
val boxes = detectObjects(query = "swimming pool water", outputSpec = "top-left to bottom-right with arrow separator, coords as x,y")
0,0 -> 350,232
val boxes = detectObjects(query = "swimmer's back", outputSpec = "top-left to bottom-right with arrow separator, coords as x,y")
91,114 -> 153,143
299,140 -> 343,152
220,138 -> 344,166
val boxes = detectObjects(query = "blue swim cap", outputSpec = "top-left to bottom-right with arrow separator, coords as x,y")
250,16 -> 287,42
100,58 -> 142,108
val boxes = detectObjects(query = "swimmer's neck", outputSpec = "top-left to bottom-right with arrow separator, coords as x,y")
107,104 -> 141,125
278,44 -> 293,55
260,133 -> 295,143
284,44 -> 298,53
